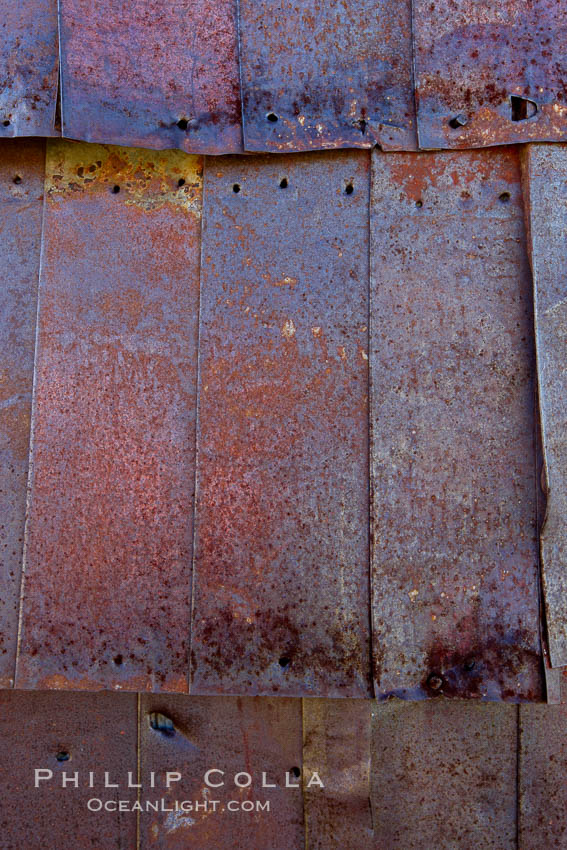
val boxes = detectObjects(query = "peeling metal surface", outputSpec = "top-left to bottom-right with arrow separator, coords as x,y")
59,0 -> 242,154
16,140 -> 202,692
0,0 -> 59,137
413,0 -> 567,149
0,689 -> 137,849
521,144 -> 567,669
140,695 -> 304,848
0,140 -> 44,687
302,699 -> 373,850
372,701 -> 518,848
519,704 -> 567,847
370,147 -> 542,701
238,0 -> 417,152
190,151 -> 371,697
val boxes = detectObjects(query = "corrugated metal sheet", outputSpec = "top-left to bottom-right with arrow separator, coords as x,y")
0,689 -> 137,850
370,147 -> 542,701
58,0 -> 242,153
16,140 -> 202,692
238,0 -> 417,152
0,0 -> 59,137
190,151 -> 371,697
0,139 -> 44,687
413,0 -> 567,149
521,143 -> 567,670
302,700 -> 373,850
139,695 -> 304,848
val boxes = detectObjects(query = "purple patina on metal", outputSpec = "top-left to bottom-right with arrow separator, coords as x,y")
238,0 -> 417,152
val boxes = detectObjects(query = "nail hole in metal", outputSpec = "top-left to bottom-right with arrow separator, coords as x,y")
345,183 -> 354,195
464,657 -> 476,672
2,120 -> 10,127
111,185 -> 120,194
278,656 -> 291,668
279,177 -> 288,189
499,191 -> 510,203
290,766 -> 301,778
149,712 -> 175,737
177,118 -> 189,130
427,673 -> 443,691
113,653 -> 123,665
448,114 -> 467,129
510,95 -> 538,121
56,751 -> 70,762
266,112 -> 278,123
232,183 -> 241,194
13,175 -> 21,185
178,178 -> 186,188
415,199 -> 423,208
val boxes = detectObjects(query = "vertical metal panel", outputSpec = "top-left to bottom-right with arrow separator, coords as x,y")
0,140 -> 44,687
413,0 -> 567,149
519,704 -> 567,848
0,0 -> 58,137
370,147 -> 542,700
16,140 -> 202,692
139,695 -> 304,848
238,0 -> 417,152
0,690 -> 137,849
190,151 -> 371,697
521,144 -> 567,669
59,0 -> 242,153
372,701 -> 518,848
302,699 -> 373,850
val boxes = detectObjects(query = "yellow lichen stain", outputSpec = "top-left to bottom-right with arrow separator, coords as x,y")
45,139 -> 202,216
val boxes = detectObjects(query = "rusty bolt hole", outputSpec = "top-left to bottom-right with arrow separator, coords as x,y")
266,112 -> 278,123
178,178 -> 186,188
499,191 -> 510,203
113,653 -> 123,666
415,199 -> 423,208
278,656 -> 291,668
177,118 -> 189,130
232,183 -> 241,194
427,673 -> 444,691
448,114 -> 467,129
56,750 -> 70,762
13,175 -> 21,185
290,766 -> 301,778
345,183 -> 354,195
279,177 -> 288,189
2,119 -> 10,127
111,185 -> 120,195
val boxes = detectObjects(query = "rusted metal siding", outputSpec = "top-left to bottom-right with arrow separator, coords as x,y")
519,704 -> 567,848
15,140 -> 202,692
190,151 -> 371,697
413,0 -> 567,149
0,690 -> 137,849
302,700 -> 373,850
0,139 -> 44,687
372,701 -> 518,848
521,143 -> 567,670
370,147 -> 542,701
59,0 -> 242,154
139,695 -> 304,848
0,0 -> 59,137
238,0 -> 417,153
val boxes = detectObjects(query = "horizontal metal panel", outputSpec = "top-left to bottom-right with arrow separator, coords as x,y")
0,690 -> 137,850
139,695 -> 304,848
302,700 -> 373,850
413,0 -> 567,148
59,0 -> 242,153
522,144 -> 567,669
372,701 -> 518,848
0,139 -> 44,687
0,0 -> 59,137
190,151 -> 372,696
519,704 -> 567,848
16,140 -> 202,692
238,0 -> 416,152
370,147 -> 542,700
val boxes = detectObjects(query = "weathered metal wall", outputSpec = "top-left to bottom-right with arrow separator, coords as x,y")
15,140 -> 202,692
0,140 -> 44,688
370,147 -> 542,700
